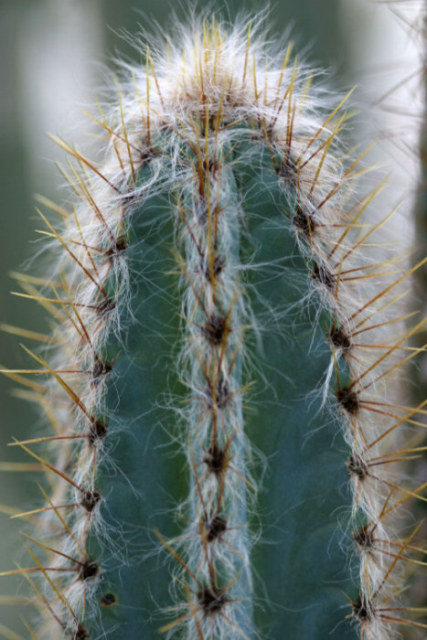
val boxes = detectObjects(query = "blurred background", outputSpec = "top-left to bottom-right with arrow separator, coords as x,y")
0,0 -> 424,636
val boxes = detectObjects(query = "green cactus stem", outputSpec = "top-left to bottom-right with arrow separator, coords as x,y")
1,16 -> 426,640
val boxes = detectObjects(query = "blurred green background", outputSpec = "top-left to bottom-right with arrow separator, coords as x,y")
0,0 -> 423,636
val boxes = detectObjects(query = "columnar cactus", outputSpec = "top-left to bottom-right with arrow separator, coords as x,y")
1,16 -> 426,640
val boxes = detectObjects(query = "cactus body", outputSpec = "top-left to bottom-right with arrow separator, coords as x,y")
1,17 -> 426,640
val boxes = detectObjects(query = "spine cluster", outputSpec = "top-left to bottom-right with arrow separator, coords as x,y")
1,16 -> 425,640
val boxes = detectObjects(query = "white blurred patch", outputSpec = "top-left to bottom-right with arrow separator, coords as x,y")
17,0 -> 104,189
339,0 -> 424,243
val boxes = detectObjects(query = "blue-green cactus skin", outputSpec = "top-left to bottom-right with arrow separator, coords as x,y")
80,138 -> 358,640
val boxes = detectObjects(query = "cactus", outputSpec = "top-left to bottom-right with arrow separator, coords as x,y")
1,15 -> 426,640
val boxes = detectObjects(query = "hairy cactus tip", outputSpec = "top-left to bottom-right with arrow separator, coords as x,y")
0,13 -> 426,640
